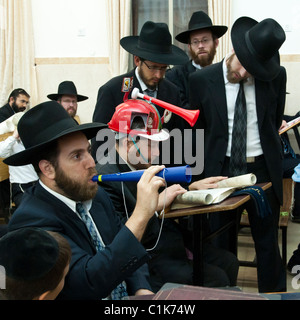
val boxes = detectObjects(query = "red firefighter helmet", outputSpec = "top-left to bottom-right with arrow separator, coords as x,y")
108,99 -> 169,141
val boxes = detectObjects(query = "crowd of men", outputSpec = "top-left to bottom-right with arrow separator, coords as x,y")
0,11 -> 297,300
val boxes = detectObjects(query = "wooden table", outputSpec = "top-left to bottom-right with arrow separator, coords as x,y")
163,182 -> 272,286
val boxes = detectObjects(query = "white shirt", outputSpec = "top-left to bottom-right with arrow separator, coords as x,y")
223,55 -> 263,157
39,180 -> 106,246
192,60 -> 203,70
135,67 -> 158,98
0,136 -> 38,183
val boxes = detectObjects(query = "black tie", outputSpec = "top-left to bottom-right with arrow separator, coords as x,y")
229,81 -> 247,176
145,89 -> 156,98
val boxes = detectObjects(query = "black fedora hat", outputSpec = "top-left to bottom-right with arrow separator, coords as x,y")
4,101 -> 107,166
175,11 -> 228,44
47,81 -> 88,102
0,228 -> 59,281
120,21 -> 188,65
231,17 -> 286,81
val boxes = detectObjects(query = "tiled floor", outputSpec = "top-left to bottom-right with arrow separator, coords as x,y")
237,218 -> 300,293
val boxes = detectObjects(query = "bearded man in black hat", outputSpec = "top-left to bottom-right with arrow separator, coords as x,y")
189,16 -> 287,293
166,11 -> 228,107
4,101 -> 168,299
48,81 -> 88,119
91,21 -> 189,160
0,88 -> 30,123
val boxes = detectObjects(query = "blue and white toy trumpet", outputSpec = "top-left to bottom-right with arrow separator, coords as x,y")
92,165 -> 192,183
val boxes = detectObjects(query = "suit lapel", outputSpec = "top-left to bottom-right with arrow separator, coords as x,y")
254,79 -> 268,130
207,62 -> 228,129
35,183 -> 97,251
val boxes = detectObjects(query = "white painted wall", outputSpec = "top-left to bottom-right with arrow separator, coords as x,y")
231,0 -> 300,54
31,0 -> 300,57
31,0 -> 108,57
30,1 -> 300,126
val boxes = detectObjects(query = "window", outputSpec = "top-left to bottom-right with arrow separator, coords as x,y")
132,0 -> 208,54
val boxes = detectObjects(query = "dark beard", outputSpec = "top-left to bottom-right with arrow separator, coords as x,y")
226,54 -> 248,84
11,101 -> 25,113
190,46 -> 216,67
55,166 -> 98,202
138,66 -> 161,90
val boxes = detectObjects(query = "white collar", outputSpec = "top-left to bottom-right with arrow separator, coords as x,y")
39,180 -> 93,213
192,60 -> 202,70
223,53 -> 231,85
223,53 -> 254,85
135,67 -> 158,92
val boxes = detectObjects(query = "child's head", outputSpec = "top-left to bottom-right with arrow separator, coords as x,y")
0,227 -> 71,300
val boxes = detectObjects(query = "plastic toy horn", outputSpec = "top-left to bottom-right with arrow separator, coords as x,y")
92,165 -> 192,183
131,88 -> 200,127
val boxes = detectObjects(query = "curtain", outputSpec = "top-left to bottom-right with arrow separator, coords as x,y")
208,0 -> 232,63
0,0 -> 38,107
105,0 -> 132,77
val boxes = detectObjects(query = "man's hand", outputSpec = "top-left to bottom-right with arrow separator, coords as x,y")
157,184 -> 186,212
126,166 -> 166,241
12,128 -> 19,139
279,120 -> 288,131
189,176 -> 228,191
135,289 -> 154,296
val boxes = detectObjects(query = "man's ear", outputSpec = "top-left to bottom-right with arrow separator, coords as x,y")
36,291 -> 51,300
8,97 -> 15,105
39,160 -> 56,180
215,38 -> 219,48
134,55 -> 141,67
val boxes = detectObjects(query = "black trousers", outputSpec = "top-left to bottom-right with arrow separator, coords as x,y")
209,157 -> 286,293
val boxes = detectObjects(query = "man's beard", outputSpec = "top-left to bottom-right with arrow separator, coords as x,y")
138,67 -> 162,90
11,101 -> 25,113
67,107 -> 76,118
55,166 -> 98,202
190,46 -> 216,67
226,54 -> 248,84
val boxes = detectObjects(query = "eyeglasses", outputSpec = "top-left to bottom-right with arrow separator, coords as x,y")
190,38 -> 213,47
60,98 -> 78,105
142,60 -> 169,72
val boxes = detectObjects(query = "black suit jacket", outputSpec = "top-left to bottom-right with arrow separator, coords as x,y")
91,68 -> 186,160
0,103 -> 14,123
189,61 -> 286,203
96,153 -> 193,292
165,60 -> 197,107
8,182 -> 152,299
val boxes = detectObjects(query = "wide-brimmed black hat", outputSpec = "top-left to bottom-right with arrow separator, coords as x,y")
4,101 -> 107,166
0,228 -> 59,281
231,17 -> 286,81
120,21 -> 188,65
175,11 -> 228,44
47,81 -> 88,102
